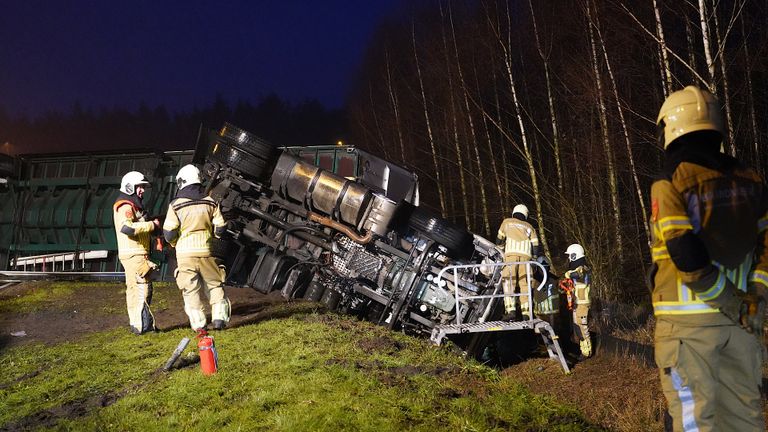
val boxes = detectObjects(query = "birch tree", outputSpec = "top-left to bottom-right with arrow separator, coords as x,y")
411,21 -> 447,216
586,1 -> 623,260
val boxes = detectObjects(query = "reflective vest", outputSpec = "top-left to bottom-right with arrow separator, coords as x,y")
113,199 -> 154,259
163,196 -> 225,258
649,159 -> 767,318
497,217 -> 539,259
565,266 -> 591,306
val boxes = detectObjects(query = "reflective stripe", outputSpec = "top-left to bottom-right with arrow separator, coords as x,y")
680,282 -> 690,302
654,302 -> 717,315
671,368 -> 699,431
752,270 -> 768,288
652,246 -> 670,261
758,217 -> 768,233
696,271 -> 726,301
659,216 -> 693,234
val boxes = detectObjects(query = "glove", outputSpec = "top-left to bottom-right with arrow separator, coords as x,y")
703,286 -> 743,324
739,293 -> 765,335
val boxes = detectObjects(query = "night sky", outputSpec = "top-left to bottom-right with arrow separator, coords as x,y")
0,0 -> 399,117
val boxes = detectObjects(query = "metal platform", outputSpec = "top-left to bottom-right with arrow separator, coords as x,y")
431,318 -> 571,374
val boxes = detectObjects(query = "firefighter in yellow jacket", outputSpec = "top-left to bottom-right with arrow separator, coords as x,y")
496,204 -> 540,319
650,86 -> 767,431
163,164 -> 231,331
563,244 -> 592,359
113,171 -> 160,335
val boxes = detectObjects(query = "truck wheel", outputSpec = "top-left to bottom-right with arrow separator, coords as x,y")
304,281 -> 325,302
406,207 -> 475,260
209,140 -> 271,180
320,288 -> 342,311
219,123 -> 276,159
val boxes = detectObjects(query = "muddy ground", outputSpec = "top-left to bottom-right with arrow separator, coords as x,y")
0,281 -> 286,350
1,281 -> 764,431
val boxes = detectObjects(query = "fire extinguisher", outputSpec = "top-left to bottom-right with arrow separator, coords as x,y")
197,330 -> 218,375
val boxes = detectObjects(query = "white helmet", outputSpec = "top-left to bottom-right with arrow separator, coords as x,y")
120,171 -> 150,195
657,86 -> 724,149
512,204 -> 529,219
176,164 -> 202,190
565,244 -> 585,262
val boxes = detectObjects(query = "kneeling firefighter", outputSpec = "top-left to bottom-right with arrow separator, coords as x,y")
163,164 -> 231,331
113,171 -> 160,335
563,244 -> 591,358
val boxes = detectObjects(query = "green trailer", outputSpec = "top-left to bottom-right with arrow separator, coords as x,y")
0,150 -> 194,278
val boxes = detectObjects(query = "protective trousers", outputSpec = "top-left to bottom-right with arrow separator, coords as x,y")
175,256 -> 230,330
120,255 -> 156,334
573,303 -> 591,357
502,254 -> 530,317
655,318 -> 764,431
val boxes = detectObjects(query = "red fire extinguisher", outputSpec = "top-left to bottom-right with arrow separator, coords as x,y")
197,330 -> 218,375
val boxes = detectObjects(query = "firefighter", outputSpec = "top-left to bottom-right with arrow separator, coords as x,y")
113,171 -> 160,335
496,204 -> 540,319
563,243 -> 591,359
163,164 -> 231,331
650,86 -> 767,431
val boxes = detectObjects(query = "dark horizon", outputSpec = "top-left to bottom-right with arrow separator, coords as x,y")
0,0 -> 400,118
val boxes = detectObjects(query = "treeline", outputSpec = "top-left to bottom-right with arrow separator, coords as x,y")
348,0 -> 768,301
0,95 -> 347,154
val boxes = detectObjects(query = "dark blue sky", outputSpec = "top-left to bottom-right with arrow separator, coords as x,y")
0,0 -> 399,117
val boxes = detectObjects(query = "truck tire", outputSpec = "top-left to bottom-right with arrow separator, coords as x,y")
406,207 -> 475,260
209,140 -> 271,180
320,288 -> 342,311
304,281 -> 325,302
219,123 -> 276,159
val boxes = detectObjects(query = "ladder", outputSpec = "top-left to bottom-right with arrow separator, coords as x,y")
429,260 -> 571,374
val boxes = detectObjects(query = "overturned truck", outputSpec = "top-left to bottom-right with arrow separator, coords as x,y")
199,124 -> 568,370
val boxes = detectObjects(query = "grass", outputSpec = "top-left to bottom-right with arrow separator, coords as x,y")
0,304 -> 601,431
0,281 -> 79,313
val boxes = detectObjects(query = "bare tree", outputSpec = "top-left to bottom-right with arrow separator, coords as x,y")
586,1 -> 623,261
411,21 -> 447,216
528,0 -> 564,193
590,0 -> 650,248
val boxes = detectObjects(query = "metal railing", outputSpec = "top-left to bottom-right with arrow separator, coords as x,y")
435,260 -> 546,325
12,250 -> 109,272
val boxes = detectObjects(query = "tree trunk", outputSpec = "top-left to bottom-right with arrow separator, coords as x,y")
449,6 -> 490,236
384,50 -> 406,164
586,1 -> 623,260
411,22 -> 447,216
591,0 -> 650,248
439,1 -> 471,229
712,4 -> 736,156
652,0 -> 673,96
528,0 -> 564,193
698,0 -> 717,92
740,13 -> 761,174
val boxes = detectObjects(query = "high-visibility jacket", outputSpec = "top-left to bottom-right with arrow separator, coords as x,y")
163,186 -> 225,258
649,151 -> 768,323
565,265 -> 591,306
113,194 -> 154,259
497,217 -> 539,259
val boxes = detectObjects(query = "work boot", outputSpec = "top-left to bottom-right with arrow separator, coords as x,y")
130,326 -> 143,336
212,320 -> 226,331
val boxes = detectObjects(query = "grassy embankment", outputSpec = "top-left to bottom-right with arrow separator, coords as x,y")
0,285 -> 600,431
